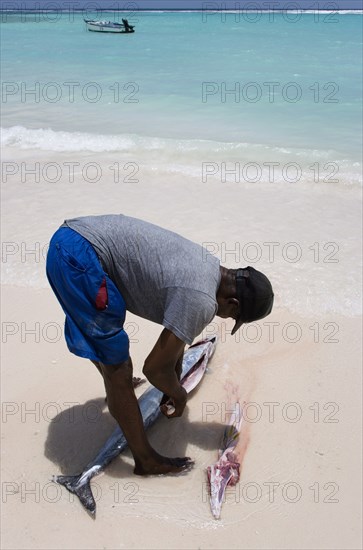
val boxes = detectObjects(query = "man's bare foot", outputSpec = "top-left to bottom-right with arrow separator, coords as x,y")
134,453 -> 194,476
132,376 -> 145,388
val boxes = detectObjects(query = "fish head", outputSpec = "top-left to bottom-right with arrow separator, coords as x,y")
207,463 -> 233,520
181,335 -> 218,393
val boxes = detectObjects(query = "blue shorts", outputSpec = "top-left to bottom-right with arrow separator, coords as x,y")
46,227 -> 129,365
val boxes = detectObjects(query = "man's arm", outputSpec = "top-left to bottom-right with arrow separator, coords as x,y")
159,347 -> 184,410
142,328 -> 186,418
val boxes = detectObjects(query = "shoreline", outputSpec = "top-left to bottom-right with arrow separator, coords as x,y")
1,147 -> 362,318
2,10 -> 363,14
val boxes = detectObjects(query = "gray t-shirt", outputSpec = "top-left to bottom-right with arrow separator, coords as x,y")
63,215 -> 221,344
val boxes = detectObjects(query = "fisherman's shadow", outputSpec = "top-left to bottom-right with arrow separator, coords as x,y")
45,397 -> 226,478
106,406 -> 226,479
44,397 -> 125,475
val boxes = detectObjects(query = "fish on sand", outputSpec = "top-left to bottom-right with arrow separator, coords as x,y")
207,398 -> 243,520
53,335 -> 217,516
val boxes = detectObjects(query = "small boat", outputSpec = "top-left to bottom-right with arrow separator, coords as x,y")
84,18 -> 135,34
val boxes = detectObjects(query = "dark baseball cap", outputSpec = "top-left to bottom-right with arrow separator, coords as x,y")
231,266 -> 274,335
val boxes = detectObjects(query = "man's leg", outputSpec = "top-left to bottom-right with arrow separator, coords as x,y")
91,359 -> 144,388
91,360 -> 104,378
100,356 -> 193,475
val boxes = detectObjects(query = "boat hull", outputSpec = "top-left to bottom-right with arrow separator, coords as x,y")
87,26 -> 135,34
84,20 -> 135,33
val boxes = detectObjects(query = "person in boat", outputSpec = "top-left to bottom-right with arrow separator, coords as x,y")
122,18 -> 133,32
46,214 -> 274,476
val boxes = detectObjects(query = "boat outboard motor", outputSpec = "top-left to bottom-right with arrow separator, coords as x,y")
122,18 -> 134,32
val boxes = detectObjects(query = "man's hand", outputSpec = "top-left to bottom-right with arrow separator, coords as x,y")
142,328 -> 186,418
160,348 -> 184,416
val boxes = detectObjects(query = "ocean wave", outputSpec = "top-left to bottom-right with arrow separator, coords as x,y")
2,126 -> 361,187
1,126 -> 137,152
1,124 -> 361,314
0,125 -> 354,156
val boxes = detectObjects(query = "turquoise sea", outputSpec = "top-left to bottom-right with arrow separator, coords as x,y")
1,11 -> 362,316
1,11 -> 362,180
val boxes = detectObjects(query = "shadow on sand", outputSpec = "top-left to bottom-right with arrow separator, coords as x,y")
45,394 -> 227,478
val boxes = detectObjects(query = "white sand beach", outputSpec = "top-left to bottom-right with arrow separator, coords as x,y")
1,146 -> 362,549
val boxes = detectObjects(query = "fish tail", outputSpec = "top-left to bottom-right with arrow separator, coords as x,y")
53,474 -> 96,517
